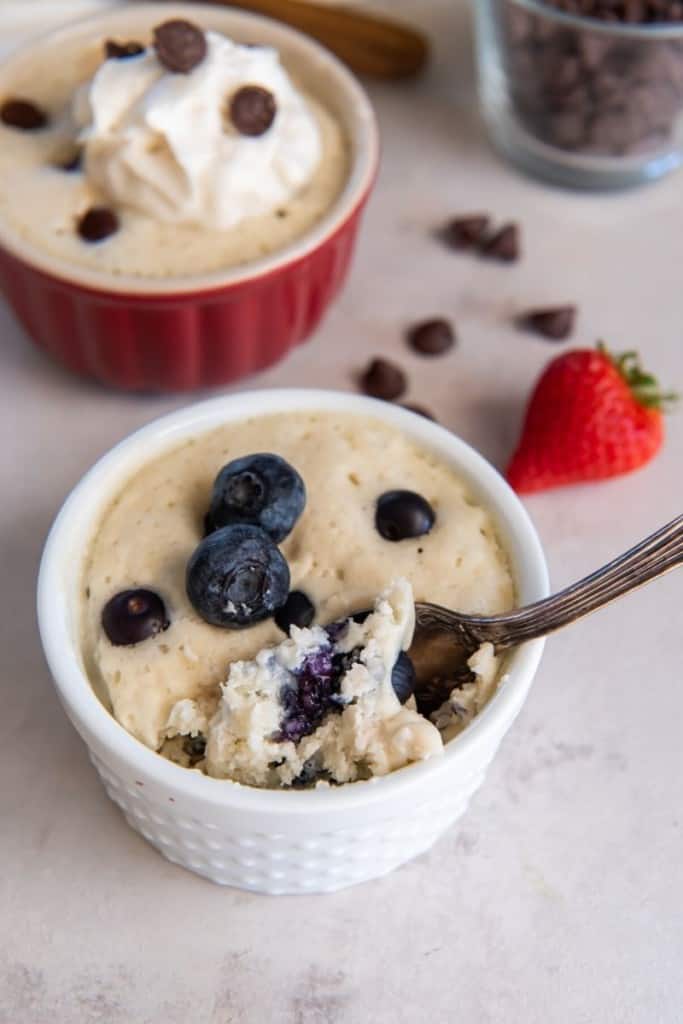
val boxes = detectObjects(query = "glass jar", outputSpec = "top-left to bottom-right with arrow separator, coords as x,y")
473,0 -> 683,189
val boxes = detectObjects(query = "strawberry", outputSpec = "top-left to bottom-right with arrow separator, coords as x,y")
506,344 -> 676,494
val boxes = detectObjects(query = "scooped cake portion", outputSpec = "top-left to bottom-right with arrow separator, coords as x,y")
81,410 -> 514,787
190,580 -> 441,787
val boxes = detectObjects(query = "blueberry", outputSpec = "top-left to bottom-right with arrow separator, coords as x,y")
276,643 -> 358,744
274,591 -> 315,633
102,588 -> 169,646
206,453 -> 305,543
391,651 -> 416,704
278,649 -> 333,742
186,524 -> 289,628
375,490 -> 435,541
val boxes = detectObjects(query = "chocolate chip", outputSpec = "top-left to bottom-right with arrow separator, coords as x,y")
275,591 -> 315,633
360,358 -> 407,401
182,735 -> 206,765
520,305 -> 577,340
503,3 -> 683,160
407,318 -> 456,356
376,490 -> 435,542
548,111 -> 587,150
229,85 -> 277,136
416,666 -> 476,718
415,676 -> 450,718
57,148 -> 82,172
105,39 -> 145,59
442,214 -> 490,249
102,589 -> 169,646
535,1 -> 683,22
77,207 -> 119,242
481,223 -> 520,262
0,98 -> 47,130
153,19 -> 207,74
403,404 -> 437,421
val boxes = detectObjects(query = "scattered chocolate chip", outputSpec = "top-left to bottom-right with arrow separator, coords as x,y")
520,305 -> 577,340
360,358 -> 407,401
229,85 -> 277,136
275,591 -> 315,633
481,223 -> 520,263
403,404 -> 437,421
407,318 -> 456,356
442,214 -> 490,249
57,148 -> 82,172
77,206 -> 119,242
0,98 -> 47,130
153,19 -> 207,74
105,39 -> 145,59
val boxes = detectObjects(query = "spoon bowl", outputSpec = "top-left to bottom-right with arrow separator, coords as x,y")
409,513 -> 683,710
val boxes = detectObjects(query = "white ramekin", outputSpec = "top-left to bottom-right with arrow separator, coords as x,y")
37,391 -> 548,894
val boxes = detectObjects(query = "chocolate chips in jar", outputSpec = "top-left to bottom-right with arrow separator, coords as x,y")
501,0 -> 683,159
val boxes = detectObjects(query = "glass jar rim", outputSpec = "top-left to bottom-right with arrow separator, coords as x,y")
509,0 -> 683,39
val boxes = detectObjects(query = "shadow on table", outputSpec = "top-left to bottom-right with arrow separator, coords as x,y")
454,394 -> 525,473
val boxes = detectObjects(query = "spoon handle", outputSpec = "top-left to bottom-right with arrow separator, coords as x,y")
183,0 -> 429,78
420,514 -> 683,649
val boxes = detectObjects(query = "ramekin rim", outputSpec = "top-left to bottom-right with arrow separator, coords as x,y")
0,2 -> 379,297
37,388 -> 549,814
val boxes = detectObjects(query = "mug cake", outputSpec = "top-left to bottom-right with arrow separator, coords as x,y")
0,18 -> 348,277
80,409 -> 515,788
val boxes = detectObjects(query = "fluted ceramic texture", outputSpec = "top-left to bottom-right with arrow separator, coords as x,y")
88,746 -> 496,893
0,210 -> 362,392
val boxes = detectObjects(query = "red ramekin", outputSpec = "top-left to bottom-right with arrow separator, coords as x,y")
0,4 -> 379,391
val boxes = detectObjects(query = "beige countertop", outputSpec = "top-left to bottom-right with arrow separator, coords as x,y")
1,2 -> 682,1021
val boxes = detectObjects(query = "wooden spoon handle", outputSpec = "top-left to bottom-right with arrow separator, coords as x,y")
185,0 -> 429,78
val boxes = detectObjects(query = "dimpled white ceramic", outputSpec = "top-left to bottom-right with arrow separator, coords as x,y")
38,390 -> 548,894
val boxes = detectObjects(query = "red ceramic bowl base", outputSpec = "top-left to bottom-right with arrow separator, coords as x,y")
0,203 -> 363,392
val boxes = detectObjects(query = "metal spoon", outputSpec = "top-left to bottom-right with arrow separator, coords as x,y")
410,513 -> 683,706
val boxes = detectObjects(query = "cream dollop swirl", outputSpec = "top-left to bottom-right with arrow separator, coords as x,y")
72,32 -> 322,229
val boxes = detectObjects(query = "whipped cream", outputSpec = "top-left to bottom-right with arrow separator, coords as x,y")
72,31 -> 322,229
